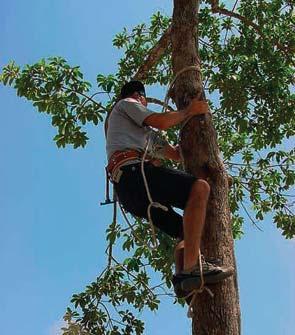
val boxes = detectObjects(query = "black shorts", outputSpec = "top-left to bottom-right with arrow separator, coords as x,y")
114,162 -> 197,239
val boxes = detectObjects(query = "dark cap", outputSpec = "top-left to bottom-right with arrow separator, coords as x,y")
120,80 -> 146,99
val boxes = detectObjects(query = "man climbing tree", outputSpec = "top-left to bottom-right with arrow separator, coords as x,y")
105,79 -> 233,297
1,0 -> 294,334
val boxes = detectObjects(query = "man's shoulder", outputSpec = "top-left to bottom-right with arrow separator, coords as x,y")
112,98 -> 137,112
119,98 -> 143,109
112,98 -> 154,127
122,97 -> 139,103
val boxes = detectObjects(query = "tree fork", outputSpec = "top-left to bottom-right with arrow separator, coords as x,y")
171,1 -> 241,334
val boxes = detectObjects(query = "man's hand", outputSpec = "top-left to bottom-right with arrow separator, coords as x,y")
163,144 -> 182,162
185,99 -> 209,117
144,99 -> 210,131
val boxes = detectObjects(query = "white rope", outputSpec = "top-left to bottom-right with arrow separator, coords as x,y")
184,251 -> 214,318
161,65 -> 201,113
141,134 -> 168,248
139,65 -> 203,242
139,65 -> 214,317
140,66 -> 212,314
161,65 -> 202,171
165,68 -> 215,318
162,66 -> 215,318
139,65 -> 201,247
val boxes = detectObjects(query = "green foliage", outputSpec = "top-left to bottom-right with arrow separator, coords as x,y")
1,2 -> 294,334
113,11 -> 172,85
1,57 -> 106,148
61,214 -> 175,334
197,0 -> 295,239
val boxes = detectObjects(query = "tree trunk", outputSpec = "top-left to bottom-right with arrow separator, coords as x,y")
171,1 -> 241,334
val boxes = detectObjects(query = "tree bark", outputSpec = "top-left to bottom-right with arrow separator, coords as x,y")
171,1 -> 241,334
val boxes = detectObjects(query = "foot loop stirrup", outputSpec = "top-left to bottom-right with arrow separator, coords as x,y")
185,251 -> 214,318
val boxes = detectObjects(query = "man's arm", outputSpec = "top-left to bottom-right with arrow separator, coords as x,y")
144,99 -> 209,130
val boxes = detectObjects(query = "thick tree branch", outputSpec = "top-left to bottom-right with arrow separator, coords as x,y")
133,26 -> 171,81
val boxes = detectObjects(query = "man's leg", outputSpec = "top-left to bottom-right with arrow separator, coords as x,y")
174,177 -> 234,296
183,179 -> 210,271
142,163 -> 233,284
174,239 -> 184,274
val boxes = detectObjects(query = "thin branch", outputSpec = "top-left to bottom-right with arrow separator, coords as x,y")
199,38 -> 214,49
232,0 -> 239,11
80,91 -> 111,109
31,74 -> 107,111
209,0 -> 262,31
283,204 -> 294,216
227,162 -> 295,168
133,26 -> 172,81
223,0 -> 239,44
156,293 -> 175,298
241,201 -> 263,231
99,302 -> 114,331
209,0 -> 292,56
238,177 -> 295,202
146,97 -> 175,111
111,256 -> 156,298
118,202 -> 144,244
151,282 -> 172,296
66,88 -> 105,110
126,30 -> 151,40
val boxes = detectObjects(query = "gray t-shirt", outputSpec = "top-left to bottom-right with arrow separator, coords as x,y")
106,98 -> 155,160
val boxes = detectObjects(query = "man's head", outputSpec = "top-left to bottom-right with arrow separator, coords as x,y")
120,80 -> 147,106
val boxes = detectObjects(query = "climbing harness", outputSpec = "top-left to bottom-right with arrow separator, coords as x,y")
107,150 -> 142,183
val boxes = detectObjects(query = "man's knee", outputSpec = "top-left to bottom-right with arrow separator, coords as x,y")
190,179 -> 210,199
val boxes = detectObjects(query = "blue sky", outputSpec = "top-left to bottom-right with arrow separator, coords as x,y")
0,1 -> 294,334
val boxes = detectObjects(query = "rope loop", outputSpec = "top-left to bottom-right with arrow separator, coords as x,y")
162,65 -> 201,113
150,202 -> 168,211
184,251 -> 214,318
